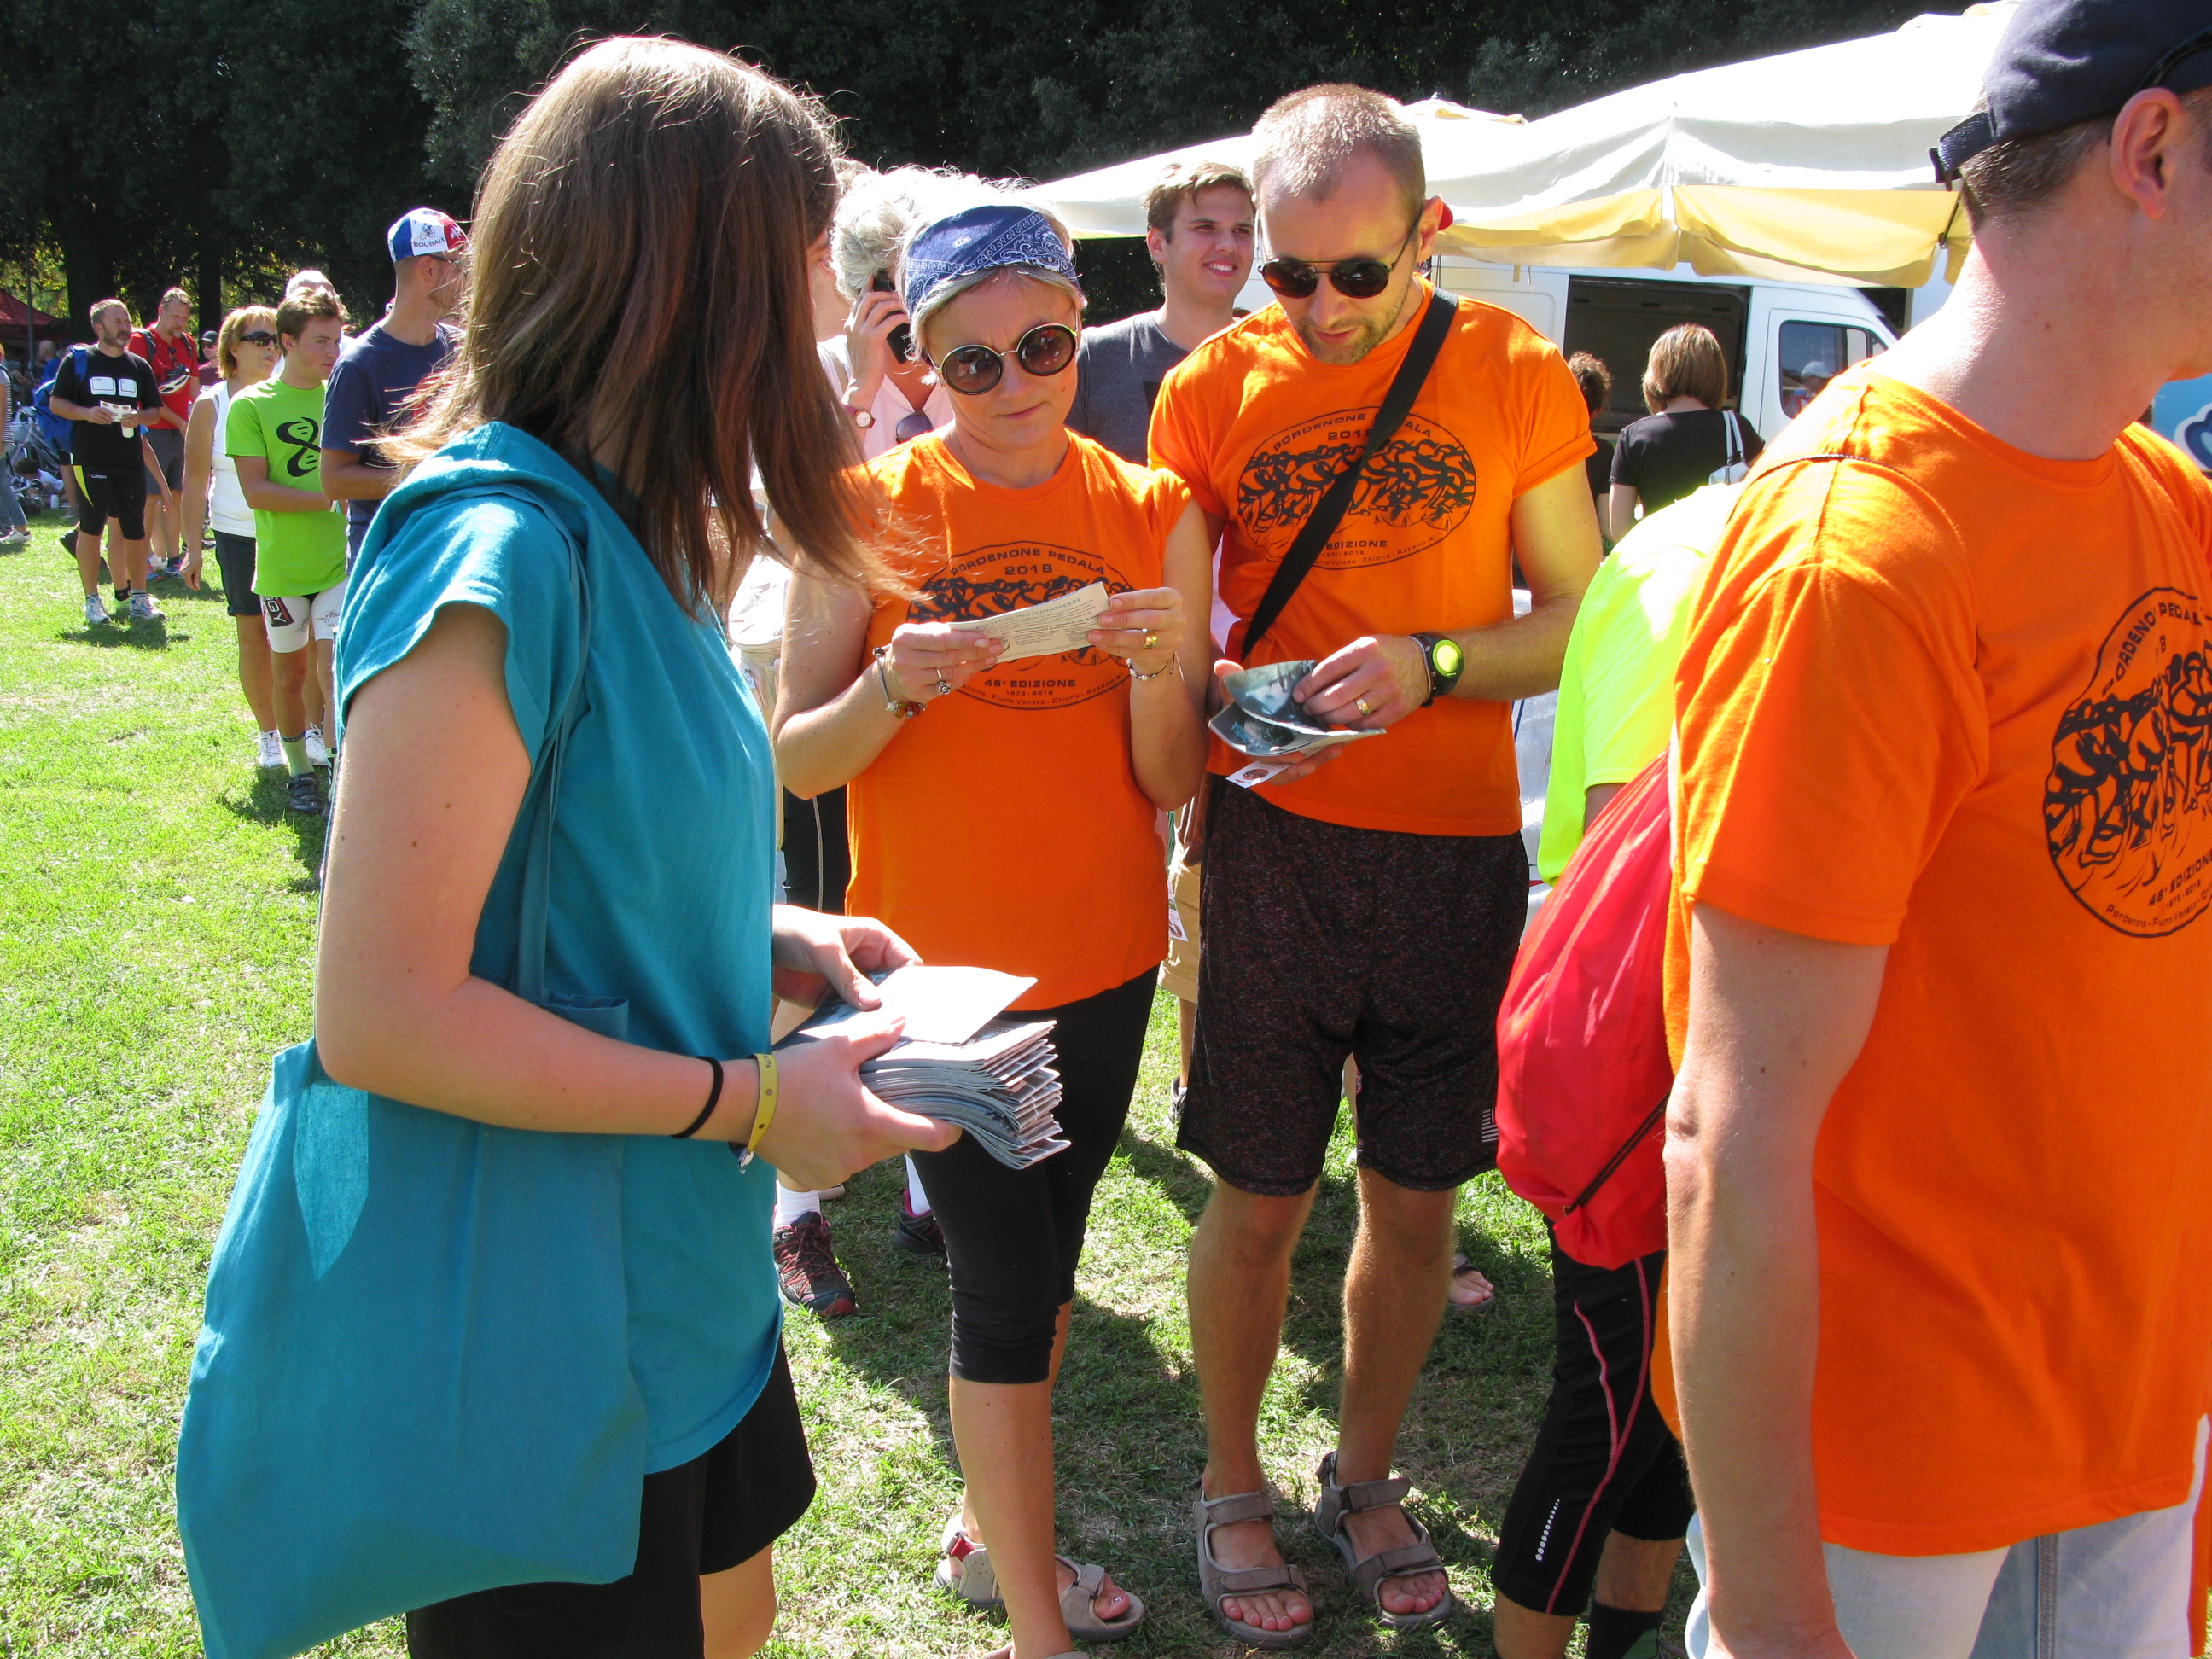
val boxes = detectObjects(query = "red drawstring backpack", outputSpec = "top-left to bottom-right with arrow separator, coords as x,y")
1495,753 -> 1674,1270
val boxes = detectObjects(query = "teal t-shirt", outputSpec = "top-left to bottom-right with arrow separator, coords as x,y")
225,375 -> 348,597
334,423 -> 782,1473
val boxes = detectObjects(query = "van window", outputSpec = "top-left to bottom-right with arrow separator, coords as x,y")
1779,321 -> 1878,420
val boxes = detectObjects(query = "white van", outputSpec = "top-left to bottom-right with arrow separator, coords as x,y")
1427,259 -> 1899,452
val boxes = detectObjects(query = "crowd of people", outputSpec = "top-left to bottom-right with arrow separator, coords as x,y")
115,1 -> 2212,1656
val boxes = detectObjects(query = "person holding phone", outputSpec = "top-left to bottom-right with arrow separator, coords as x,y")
777,195 -> 1212,1659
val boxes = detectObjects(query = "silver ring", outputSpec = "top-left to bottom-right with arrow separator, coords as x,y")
1355,697 -> 1371,716
934,676 -> 953,697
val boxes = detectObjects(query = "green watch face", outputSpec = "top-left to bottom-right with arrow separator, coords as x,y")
1431,636 -> 1464,678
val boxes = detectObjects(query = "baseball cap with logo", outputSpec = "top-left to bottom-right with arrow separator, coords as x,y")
1934,0 -> 2212,182
387,207 -> 469,264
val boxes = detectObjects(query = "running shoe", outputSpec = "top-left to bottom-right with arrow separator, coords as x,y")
893,1196 -> 946,1260
128,591 -> 161,622
304,725 -> 329,767
287,771 -> 326,817
84,593 -> 111,626
160,556 -> 186,579
256,730 -> 284,771
773,1213 -> 859,1318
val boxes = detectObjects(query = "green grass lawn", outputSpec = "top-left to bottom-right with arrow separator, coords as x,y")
0,512 -> 1689,1656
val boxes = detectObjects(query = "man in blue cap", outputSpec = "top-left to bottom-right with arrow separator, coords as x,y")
320,208 -> 467,568
1667,4 -> 2212,1656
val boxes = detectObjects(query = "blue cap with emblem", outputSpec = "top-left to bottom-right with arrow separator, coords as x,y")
1934,1 -> 2212,182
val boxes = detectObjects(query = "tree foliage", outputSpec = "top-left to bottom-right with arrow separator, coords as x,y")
0,0 -> 1928,334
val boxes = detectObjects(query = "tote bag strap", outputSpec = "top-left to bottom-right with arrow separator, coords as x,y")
1242,288 -> 1458,658
511,533 -> 592,1008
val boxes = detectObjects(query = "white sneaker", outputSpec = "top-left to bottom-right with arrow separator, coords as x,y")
84,593 -> 111,626
256,730 -> 284,771
128,591 -> 161,622
305,726 -> 329,767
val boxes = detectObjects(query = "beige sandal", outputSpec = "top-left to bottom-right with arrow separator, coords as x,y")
1192,1487 -> 1313,1649
937,1517 -> 1145,1642
1310,1452 -> 1454,1631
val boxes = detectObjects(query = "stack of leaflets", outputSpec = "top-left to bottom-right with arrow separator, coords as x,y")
1208,659 -> 1386,786
778,965 -> 1069,1169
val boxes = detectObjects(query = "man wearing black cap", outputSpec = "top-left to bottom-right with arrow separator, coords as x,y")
1665,4 -> 2212,1656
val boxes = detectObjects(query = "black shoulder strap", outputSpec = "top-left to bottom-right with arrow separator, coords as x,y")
1242,288 -> 1458,658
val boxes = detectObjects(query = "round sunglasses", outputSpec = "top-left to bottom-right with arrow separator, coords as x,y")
1259,220 -> 1419,301
236,331 -> 279,348
934,323 -> 1078,397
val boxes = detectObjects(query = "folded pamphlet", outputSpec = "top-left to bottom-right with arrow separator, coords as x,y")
1209,659 -> 1385,786
781,998 -> 1068,1170
801,963 -> 1035,1045
947,581 -> 1109,661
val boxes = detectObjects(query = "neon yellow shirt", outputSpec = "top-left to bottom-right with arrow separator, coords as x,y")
1537,484 -> 1736,882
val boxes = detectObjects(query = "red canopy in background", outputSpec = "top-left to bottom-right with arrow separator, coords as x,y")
0,292 -> 64,337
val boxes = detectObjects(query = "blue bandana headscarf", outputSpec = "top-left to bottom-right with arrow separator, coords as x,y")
900,204 -> 1082,335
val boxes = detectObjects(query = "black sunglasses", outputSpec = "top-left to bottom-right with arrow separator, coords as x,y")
237,331 -> 278,347
1259,221 -> 1419,300
934,323 -> 1078,396
2139,24 -> 2212,96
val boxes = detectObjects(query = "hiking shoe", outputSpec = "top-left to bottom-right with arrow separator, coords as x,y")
256,730 -> 284,771
893,1196 -> 946,1260
84,592 -> 111,626
128,591 -> 161,622
305,725 -> 329,767
774,1213 -> 858,1318
287,771 -> 326,817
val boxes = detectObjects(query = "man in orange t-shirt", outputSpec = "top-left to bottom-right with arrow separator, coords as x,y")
1147,84 -> 1600,1644
1663,5 -> 2212,1655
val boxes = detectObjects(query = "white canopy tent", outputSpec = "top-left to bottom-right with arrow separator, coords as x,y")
1031,3 -> 2016,289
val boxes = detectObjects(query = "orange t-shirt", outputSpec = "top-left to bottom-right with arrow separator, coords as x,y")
1656,366 -> 2212,1555
1148,281 -> 1592,836
846,431 -> 1190,1010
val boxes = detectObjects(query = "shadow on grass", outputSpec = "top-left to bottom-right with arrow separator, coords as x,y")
55,614 -> 185,649
216,769 -> 329,890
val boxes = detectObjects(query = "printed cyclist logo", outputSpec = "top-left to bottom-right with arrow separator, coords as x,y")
2045,585 -> 2212,936
1237,408 -> 1476,568
275,416 -> 320,480
907,541 -> 1122,711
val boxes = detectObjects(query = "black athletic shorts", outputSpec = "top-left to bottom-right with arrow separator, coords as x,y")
405,1344 -> 815,1659
1492,1233 -> 1696,1617
1179,781 -> 1528,1196
74,465 -> 147,541
211,530 -> 260,617
145,425 -> 187,491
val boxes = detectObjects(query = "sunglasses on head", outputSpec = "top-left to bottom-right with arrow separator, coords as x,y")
1259,220 -> 1420,300
237,331 -> 278,347
934,323 -> 1078,396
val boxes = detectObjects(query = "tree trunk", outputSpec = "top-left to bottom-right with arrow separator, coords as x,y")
197,247 -> 224,339
57,218 -> 115,342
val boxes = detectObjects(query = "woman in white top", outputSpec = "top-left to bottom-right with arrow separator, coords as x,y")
182,306 -> 283,770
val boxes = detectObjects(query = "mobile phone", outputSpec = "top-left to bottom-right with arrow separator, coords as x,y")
871,269 -> 913,364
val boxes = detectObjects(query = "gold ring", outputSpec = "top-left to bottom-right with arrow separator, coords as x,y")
1143,631 -> 1159,651
1355,697 -> 1371,715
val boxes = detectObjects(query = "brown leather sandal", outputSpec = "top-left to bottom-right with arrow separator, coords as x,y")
1309,1452 -> 1454,1632
937,1516 -> 1145,1642
1192,1487 -> 1314,1649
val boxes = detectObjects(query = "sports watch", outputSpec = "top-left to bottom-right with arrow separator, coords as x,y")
1411,632 -> 1464,707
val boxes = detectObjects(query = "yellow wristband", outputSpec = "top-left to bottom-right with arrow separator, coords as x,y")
738,1051 -> 778,1167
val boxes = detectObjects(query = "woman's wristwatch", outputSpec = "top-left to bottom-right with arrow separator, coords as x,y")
874,645 -> 923,718
842,397 -> 875,429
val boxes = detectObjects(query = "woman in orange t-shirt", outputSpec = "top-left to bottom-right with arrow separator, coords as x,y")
776,200 -> 1211,1659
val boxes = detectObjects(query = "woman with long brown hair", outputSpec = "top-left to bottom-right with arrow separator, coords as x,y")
278,38 -> 953,1657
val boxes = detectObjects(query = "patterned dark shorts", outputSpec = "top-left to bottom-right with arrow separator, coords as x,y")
1179,782 -> 1528,1197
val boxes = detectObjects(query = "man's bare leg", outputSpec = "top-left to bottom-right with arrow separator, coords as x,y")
1494,1533 -> 1683,1657
74,528 -> 106,597
1333,1166 -> 1456,1618
1189,1179 -> 1316,1635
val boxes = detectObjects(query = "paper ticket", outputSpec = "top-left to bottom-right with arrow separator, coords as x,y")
947,581 -> 1109,661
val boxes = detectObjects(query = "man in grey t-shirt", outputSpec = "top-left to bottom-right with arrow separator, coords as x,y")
1068,160 -> 1254,463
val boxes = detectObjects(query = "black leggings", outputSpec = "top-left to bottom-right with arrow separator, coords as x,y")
912,968 -> 1156,1384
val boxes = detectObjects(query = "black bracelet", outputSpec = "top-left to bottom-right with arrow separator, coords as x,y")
672,1056 -> 725,1139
